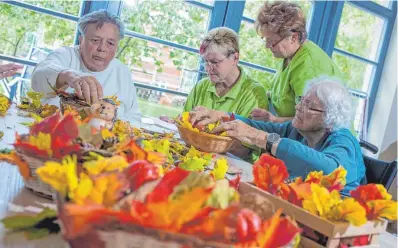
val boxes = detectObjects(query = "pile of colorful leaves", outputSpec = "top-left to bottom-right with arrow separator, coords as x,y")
253,154 -> 398,226
17,91 -> 58,118
0,111 -> 168,180
56,167 -> 301,247
0,93 -> 11,116
175,112 -> 235,136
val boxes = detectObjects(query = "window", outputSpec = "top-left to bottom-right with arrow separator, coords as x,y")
0,0 -> 81,101
331,1 -> 394,137
119,0 -> 214,117
238,0 -> 313,90
0,2 -> 80,60
333,3 -> 385,91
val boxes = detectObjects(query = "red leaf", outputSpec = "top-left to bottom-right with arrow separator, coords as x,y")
51,114 -> 79,145
146,167 -> 190,203
228,174 -> 241,189
30,112 -> 61,135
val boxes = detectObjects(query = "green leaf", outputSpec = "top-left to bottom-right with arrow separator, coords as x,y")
206,179 -> 239,209
1,208 -> 56,230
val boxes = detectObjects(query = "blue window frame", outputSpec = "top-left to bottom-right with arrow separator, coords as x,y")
0,0 -> 396,125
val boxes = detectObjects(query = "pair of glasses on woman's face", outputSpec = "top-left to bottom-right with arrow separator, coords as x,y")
263,36 -> 287,48
297,96 -> 325,113
200,52 -> 234,68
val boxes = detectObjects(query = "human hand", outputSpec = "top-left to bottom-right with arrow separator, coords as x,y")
0,63 -> 23,79
59,71 -> 104,104
250,108 -> 275,122
189,106 -> 226,127
211,120 -> 267,145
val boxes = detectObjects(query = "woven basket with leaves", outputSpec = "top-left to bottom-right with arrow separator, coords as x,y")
57,188 -> 276,248
15,135 -> 113,199
59,95 -> 90,114
176,124 -> 238,154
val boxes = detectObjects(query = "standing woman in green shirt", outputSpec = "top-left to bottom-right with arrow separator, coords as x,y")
250,1 -> 341,123
183,27 -> 268,118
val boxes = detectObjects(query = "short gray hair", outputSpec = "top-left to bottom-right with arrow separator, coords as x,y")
78,10 -> 125,40
200,27 -> 239,56
304,77 -> 353,131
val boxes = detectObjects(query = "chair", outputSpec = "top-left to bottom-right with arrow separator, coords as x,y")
361,155 -> 397,189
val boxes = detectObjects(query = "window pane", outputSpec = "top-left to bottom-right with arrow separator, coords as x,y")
242,65 -> 275,92
332,53 -> 375,92
17,0 -> 81,16
118,36 -> 201,95
239,21 -> 280,71
192,0 -> 214,6
243,0 -> 312,21
137,87 -> 185,118
372,0 -> 391,8
0,3 -> 77,60
335,3 -> 385,61
121,0 -> 210,48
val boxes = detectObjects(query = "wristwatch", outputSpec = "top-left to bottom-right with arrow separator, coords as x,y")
266,133 -> 280,154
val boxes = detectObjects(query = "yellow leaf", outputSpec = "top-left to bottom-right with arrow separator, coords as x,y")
302,184 -> 341,217
326,198 -> 367,226
28,132 -> 52,156
367,200 -> 398,220
71,172 -> 94,205
211,158 -> 229,180
36,161 -> 68,195
83,155 -> 129,175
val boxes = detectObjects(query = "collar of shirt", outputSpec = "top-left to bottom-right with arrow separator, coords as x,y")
206,66 -> 247,101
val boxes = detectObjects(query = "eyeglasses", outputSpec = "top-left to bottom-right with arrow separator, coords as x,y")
297,96 -> 325,113
262,36 -> 287,48
200,52 -> 234,68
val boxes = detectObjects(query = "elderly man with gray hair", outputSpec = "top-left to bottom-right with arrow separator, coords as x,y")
32,10 -> 141,123
190,77 -> 366,193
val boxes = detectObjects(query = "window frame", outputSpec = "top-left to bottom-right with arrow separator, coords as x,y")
0,0 -> 396,129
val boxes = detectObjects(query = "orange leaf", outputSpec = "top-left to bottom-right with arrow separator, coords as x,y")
351,184 -> 391,203
326,198 -> 367,226
253,154 -> 288,195
320,166 -> 347,192
130,187 -> 213,232
257,209 -> 301,248
0,152 -> 31,179
366,200 -> 398,220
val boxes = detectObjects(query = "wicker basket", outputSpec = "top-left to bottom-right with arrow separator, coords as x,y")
59,95 -> 90,114
15,148 -> 59,199
176,124 -> 238,153
57,189 -> 276,248
15,144 -> 113,199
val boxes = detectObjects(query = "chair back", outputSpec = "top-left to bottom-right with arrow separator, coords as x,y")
362,155 -> 397,189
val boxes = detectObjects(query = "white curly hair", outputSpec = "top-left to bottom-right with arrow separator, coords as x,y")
304,76 -> 353,131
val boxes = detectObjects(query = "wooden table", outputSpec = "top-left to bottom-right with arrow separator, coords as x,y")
0,105 -> 396,247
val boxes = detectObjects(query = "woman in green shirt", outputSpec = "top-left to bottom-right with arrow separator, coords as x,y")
250,1 -> 341,123
184,27 -> 268,118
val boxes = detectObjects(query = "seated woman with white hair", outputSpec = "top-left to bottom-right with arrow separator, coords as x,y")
31,10 -> 141,123
190,77 -> 366,192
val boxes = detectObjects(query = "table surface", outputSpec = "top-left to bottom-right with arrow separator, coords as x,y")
0,105 -> 396,248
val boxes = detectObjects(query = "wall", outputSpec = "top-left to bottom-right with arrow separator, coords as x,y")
368,20 -> 397,160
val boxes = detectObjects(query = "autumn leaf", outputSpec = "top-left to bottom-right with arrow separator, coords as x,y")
253,154 -> 289,195
365,200 -> 398,220
206,179 -> 239,209
302,184 -> 342,217
326,198 -> 367,226
0,94 -> 11,116
351,184 -> 392,203
256,209 -> 301,248
319,166 -> 347,192
211,158 -> 229,180
83,155 -> 129,175
0,151 -> 31,179
146,167 -> 190,203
